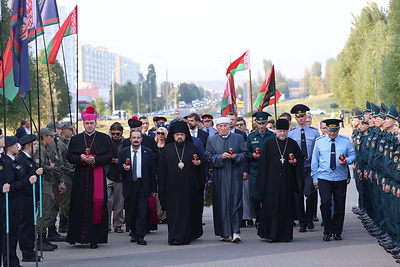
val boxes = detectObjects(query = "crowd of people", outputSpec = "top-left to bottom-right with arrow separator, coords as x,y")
1,101 -> 399,266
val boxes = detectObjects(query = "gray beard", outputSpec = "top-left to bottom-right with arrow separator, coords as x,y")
278,136 -> 287,141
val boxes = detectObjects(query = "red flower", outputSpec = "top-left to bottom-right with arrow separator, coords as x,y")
86,105 -> 96,114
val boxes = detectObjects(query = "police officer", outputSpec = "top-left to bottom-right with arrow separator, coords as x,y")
246,111 -> 275,227
57,123 -> 75,233
17,134 -> 43,262
288,104 -> 320,232
201,114 -> 217,136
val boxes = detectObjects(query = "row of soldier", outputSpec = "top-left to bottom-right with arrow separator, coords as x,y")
0,102 -> 372,266
350,101 -> 400,263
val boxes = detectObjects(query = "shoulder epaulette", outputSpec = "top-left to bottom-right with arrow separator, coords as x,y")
315,135 -> 325,141
309,126 -> 318,131
338,134 -> 350,140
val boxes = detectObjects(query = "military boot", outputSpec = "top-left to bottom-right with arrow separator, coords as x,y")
58,217 -> 69,233
47,226 -> 66,242
37,233 -> 58,251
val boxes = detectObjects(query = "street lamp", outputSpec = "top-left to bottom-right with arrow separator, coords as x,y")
111,64 -> 128,114
148,72 -> 156,113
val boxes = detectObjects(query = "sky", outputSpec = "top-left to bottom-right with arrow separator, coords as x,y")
57,0 -> 390,85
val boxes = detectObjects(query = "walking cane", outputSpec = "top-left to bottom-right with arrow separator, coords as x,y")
5,191 -> 9,267
33,181 -> 39,266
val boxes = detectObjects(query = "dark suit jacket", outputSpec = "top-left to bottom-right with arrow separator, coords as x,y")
15,126 -> 27,139
196,128 -> 209,149
118,145 -> 156,200
234,129 -> 247,142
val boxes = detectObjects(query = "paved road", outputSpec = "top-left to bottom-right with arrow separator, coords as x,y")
21,182 -> 396,267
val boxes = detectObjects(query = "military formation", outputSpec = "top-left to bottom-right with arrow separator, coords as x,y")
351,101 -> 400,263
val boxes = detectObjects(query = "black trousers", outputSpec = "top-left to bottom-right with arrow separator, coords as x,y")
3,197 -> 20,267
318,179 -> 347,235
126,180 -> 148,239
18,195 -> 35,259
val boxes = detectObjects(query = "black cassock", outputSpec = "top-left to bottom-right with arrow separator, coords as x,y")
66,131 -> 113,244
257,137 -> 303,242
158,141 -> 205,245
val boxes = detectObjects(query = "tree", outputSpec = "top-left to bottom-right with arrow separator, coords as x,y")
311,61 -> 322,77
114,82 -> 141,113
323,58 -> 336,93
178,83 -> 204,103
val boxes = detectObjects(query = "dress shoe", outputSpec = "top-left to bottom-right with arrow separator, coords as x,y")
240,220 -> 246,228
114,227 -> 124,233
137,238 -> 147,245
247,219 -> 254,226
387,247 -> 400,255
299,226 -> 307,233
130,235 -> 137,243
393,254 -> 400,259
333,234 -> 342,240
47,232 -> 66,242
89,242 -> 98,249
232,233 -> 241,243
307,222 -> 315,230
323,233 -> 332,241
313,216 -> 319,222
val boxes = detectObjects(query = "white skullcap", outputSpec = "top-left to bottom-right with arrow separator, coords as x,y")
214,117 -> 230,125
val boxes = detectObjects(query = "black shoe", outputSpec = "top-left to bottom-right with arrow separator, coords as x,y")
137,238 -> 147,245
333,234 -> 342,240
313,216 -> 319,222
89,242 -> 98,249
130,234 -> 137,243
299,226 -> 307,233
240,220 -> 246,228
22,256 -> 41,262
393,254 -> 400,259
388,247 -> 400,255
247,219 -> 254,226
40,242 -> 57,251
47,231 -> 66,242
307,222 -> 314,230
323,233 -> 332,241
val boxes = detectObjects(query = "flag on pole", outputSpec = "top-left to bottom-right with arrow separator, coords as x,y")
10,0 -> 31,94
42,5 -> 77,64
221,74 -> 237,116
226,50 -> 250,76
38,0 -> 59,27
268,88 -> 281,106
0,39 -> 20,101
254,65 -> 276,111
27,0 -> 45,42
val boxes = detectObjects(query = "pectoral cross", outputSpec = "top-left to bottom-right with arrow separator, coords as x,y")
280,156 -> 285,165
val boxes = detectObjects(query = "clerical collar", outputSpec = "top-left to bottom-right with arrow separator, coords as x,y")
22,150 -> 31,158
85,131 -> 96,136
219,132 -> 230,139
7,154 -> 15,161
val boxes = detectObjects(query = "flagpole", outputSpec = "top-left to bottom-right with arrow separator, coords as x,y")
0,8 -> 10,267
248,69 -> 253,123
75,31 -> 79,131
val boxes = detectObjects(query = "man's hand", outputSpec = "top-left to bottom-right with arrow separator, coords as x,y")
59,182 -> 66,194
2,183 -> 10,193
123,164 -> 130,171
252,152 -> 260,159
243,172 -> 249,180
222,152 -> 231,159
339,158 -> 347,165
288,158 -> 297,165
36,167 -> 43,175
313,182 -> 319,190
29,175 -> 37,184
192,159 -> 201,166
347,178 -> 351,185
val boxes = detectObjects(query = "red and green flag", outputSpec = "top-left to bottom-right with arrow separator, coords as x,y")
226,50 -> 250,76
254,65 -> 276,111
0,39 -> 19,101
221,74 -> 237,116
42,5 -> 77,64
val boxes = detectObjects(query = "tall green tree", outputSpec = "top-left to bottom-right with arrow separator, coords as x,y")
323,58 -> 336,93
380,0 -> 400,104
178,83 -> 204,103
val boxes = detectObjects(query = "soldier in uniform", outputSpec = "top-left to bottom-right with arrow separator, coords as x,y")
289,104 -> 320,232
201,114 -> 217,136
246,111 -> 275,228
35,128 -> 58,251
57,123 -> 75,233
3,136 -> 37,266
45,122 -> 66,242
16,134 -> 43,262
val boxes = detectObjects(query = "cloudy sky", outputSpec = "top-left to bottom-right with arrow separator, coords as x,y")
57,0 -> 390,84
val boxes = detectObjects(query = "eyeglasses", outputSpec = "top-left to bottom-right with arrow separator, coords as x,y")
156,132 -> 165,135
236,123 -> 245,127
111,132 -> 121,136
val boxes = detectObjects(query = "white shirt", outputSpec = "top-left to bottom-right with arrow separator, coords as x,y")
131,146 -> 142,179
22,151 -> 31,158
190,128 -> 198,138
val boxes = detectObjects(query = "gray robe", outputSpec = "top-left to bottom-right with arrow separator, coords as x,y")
206,133 -> 248,237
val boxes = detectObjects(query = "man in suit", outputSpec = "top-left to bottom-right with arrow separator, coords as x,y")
186,113 -> 209,148
226,112 -> 247,141
139,116 -> 155,138
15,120 -> 28,139
119,130 -> 156,245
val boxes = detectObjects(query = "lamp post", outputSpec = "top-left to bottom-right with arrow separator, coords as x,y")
111,64 -> 127,114
148,72 -> 156,113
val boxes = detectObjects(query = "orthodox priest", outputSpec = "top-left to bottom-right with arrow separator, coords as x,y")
206,117 -> 248,243
66,106 -> 113,249
257,119 -> 304,243
158,121 -> 205,245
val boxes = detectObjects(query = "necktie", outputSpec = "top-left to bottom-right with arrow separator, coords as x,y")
301,128 -> 307,159
206,128 -> 210,135
330,139 -> 336,170
132,150 -> 138,181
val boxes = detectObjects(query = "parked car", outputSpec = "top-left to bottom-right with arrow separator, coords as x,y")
308,108 -> 326,115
